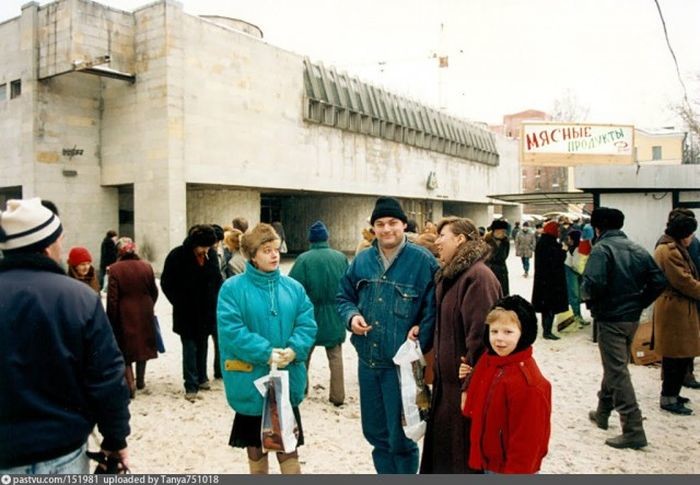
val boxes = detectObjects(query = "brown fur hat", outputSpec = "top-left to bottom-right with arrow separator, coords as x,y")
240,223 -> 280,259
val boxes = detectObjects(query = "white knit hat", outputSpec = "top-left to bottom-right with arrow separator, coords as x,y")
0,198 -> 63,252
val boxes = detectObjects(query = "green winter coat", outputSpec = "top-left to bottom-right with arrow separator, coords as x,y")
289,242 -> 349,348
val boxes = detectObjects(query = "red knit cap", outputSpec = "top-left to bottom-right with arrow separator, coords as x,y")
68,246 -> 92,266
543,220 -> 559,237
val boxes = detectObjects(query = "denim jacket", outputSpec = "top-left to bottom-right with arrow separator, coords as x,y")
337,239 -> 438,368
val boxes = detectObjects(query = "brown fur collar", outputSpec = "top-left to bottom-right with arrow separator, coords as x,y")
437,239 -> 491,281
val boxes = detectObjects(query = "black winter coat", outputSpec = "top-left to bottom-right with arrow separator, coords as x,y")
485,233 -> 510,296
161,239 -> 223,338
0,253 -> 130,467
100,236 -> 118,280
531,234 -> 568,314
581,230 -> 666,322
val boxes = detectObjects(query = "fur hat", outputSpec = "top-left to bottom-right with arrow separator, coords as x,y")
491,219 -> 509,231
211,224 -> 225,242
186,224 -> 217,248
370,197 -> 407,225
543,220 -> 559,237
666,212 -> 697,240
485,295 -> 538,354
308,220 -> 329,243
590,207 -> 624,231
67,246 -> 92,266
0,198 -> 63,253
240,223 -> 280,259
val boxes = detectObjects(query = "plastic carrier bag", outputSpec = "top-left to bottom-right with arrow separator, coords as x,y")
254,364 -> 299,454
392,339 -> 431,442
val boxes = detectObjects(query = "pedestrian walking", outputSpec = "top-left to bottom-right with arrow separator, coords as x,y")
532,221 -> 568,340
652,210 -> 700,415
485,219 -> 510,295
100,229 -> 118,290
217,223 -> 317,474
337,196 -> 438,474
515,221 -> 535,277
0,198 -> 130,474
582,207 -> 666,449
420,217 -> 501,474
161,224 -> 223,401
289,220 -> 349,407
107,237 -> 159,398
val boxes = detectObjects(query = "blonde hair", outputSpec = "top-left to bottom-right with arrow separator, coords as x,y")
223,229 -> 242,252
240,223 -> 280,259
485,307 -> 521,330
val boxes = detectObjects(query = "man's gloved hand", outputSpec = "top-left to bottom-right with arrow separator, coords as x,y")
268,348 -> 284,366
276,348 -> 296,368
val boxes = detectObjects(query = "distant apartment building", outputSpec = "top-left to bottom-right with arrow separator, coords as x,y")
634,127 -> 686,165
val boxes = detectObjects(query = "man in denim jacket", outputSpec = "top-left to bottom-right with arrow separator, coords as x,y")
337,197 -> 438,474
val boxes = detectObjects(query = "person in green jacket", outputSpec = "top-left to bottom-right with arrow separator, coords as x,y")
217,223 -> 317,474
289,220 -> 350,406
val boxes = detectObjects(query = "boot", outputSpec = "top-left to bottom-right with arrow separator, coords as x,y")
682,373 -> 700,389
605,411 -> 647,449
278,456 -> 301,474
542,315 -> 560,340
136,361 -> 146,390
124,365 -> 136,399
660,395 -> 693,415
588,410 -> 609,430
248,455 -> 269,474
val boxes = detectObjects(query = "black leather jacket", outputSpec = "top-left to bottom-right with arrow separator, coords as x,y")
581,230 -> 667,322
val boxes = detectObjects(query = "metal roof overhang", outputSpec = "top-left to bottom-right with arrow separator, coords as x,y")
488,191 -> 594,206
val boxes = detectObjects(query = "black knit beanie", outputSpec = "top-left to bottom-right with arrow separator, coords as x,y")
370,197 -> 407,225
590,207 -> 624,231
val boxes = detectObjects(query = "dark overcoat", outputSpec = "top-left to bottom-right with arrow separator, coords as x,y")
107,254 -> 159,363
420,239 -> 502,474
532,233 -> 568,314
485,232 -> 510,296
161,240 -> 223,339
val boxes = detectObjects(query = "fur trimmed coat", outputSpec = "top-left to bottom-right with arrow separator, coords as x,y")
420,239 -> 503,474
652,235 -> 700,357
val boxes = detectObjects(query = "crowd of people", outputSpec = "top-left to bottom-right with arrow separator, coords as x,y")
1,195 -> 699,475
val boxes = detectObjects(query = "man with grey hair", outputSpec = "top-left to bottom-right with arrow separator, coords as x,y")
0,198 -> 130,474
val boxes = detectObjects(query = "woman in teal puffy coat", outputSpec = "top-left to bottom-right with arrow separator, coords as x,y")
217,223 -> 317,474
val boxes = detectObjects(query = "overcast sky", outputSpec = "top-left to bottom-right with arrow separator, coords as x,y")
2,0 -> 698,127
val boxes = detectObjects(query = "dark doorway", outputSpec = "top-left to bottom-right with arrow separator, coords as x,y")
118,185 -> 134,238
260,196 -> 282,224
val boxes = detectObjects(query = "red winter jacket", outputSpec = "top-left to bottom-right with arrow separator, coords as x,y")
462,346 -> 551,474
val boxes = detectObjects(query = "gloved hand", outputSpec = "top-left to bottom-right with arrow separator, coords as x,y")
268,348 -> 284,366
276,347 -> 296,368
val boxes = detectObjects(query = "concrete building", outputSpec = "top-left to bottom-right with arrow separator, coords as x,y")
0,0 -> 519,269
634,127 -> 686,165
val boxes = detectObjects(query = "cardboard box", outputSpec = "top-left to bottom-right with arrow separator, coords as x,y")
630,321 -> 661,365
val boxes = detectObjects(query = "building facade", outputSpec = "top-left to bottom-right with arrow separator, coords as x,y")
0,0 -> 520,269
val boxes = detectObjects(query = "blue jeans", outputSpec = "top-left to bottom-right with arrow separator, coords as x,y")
358,361 -> 419,474
521,257 -> 530,274
181,335 -> 208,393
565,266 -> 582,317
0,443 -> 88,474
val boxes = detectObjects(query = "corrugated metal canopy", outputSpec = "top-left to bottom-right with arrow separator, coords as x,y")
488,191 -> 593,205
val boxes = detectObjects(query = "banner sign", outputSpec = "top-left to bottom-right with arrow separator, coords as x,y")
520,122 -> 634,166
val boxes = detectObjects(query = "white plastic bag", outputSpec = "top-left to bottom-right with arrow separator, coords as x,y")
254,364 -> 299,453
392,339 -> 431,442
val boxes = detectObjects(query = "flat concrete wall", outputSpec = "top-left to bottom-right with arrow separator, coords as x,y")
186,186 -> 260,231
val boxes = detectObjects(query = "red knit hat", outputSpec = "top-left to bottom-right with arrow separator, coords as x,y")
68,246 -> 92,266
543,220 -> 559,237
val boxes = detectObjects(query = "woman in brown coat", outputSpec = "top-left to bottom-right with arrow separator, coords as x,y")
653,212 -> 700,415
107,237 -> 159,397
420,217 -> 502,474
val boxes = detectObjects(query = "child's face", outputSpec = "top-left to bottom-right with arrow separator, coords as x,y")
488,316 -> 522,357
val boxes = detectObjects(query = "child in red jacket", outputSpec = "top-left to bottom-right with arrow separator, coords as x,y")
461,295 -> 551,474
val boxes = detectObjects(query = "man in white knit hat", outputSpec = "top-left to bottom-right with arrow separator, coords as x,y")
0,198 -> 131,474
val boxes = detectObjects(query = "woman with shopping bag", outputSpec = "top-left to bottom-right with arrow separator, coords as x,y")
217,223 -> 317,474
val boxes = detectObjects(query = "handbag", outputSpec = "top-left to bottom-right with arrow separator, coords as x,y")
153,315 -> 165,353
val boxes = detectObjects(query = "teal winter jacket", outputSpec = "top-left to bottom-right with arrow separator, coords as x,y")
288,242 -> 349,348
217,261 -> 317,416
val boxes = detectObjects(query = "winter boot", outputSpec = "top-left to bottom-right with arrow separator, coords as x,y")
605,410 -> 647,449
588,410 -> 609,430
542,316 -> 560,340
136,361 -> 146,390
660,395 -> 693,415
278,456 -> 301,474
248,455 -> 269,474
